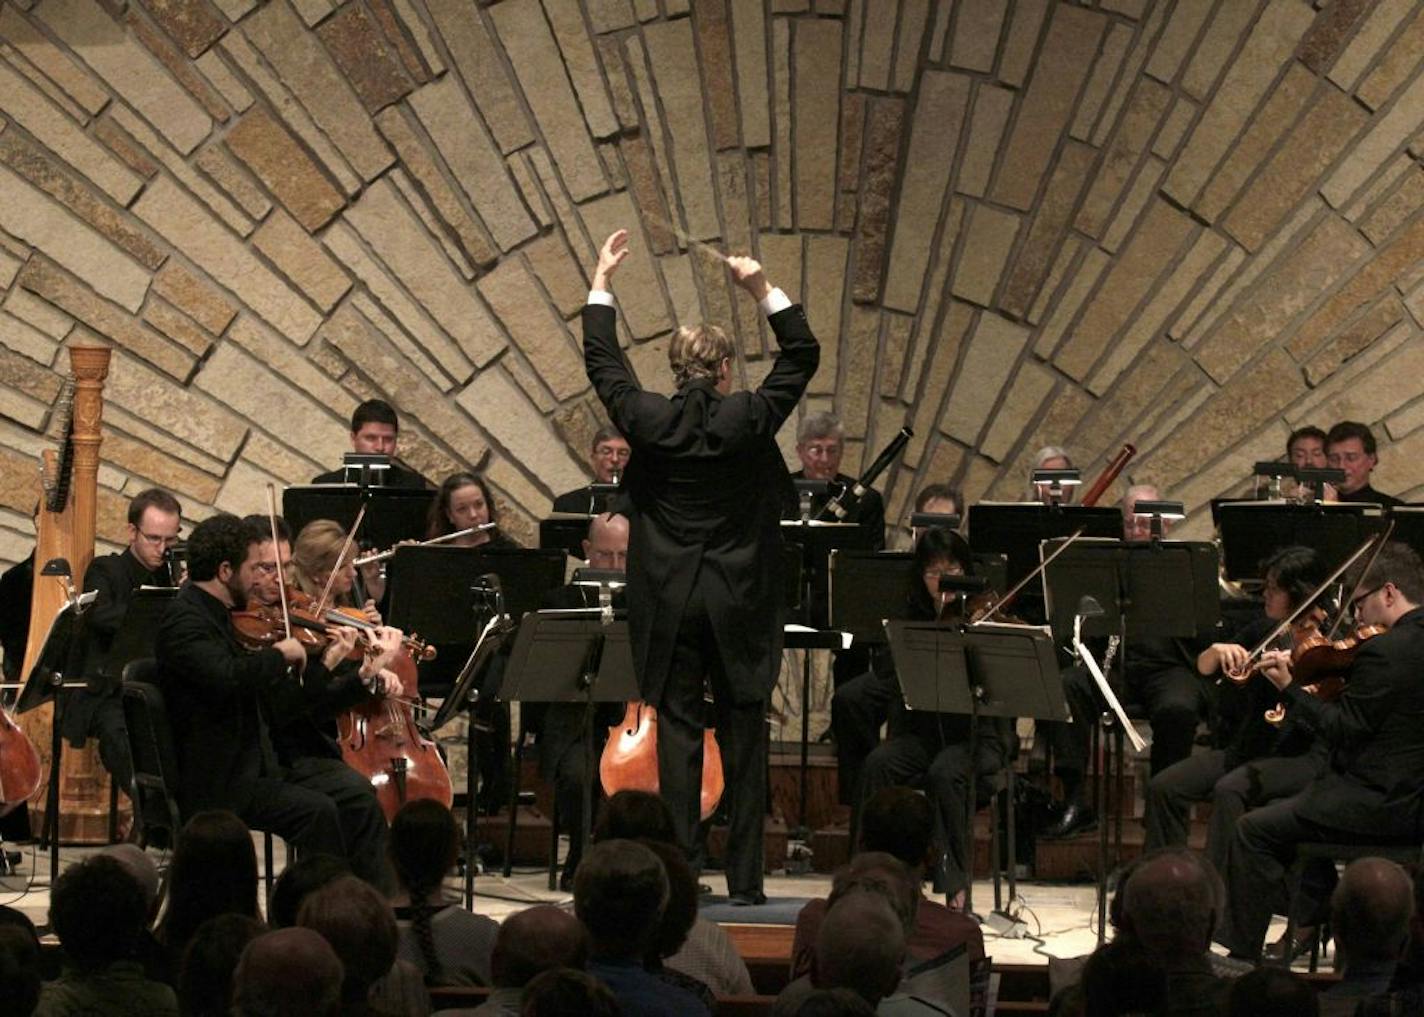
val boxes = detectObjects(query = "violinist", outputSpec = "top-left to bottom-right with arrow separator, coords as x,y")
312,399 -> 430,490
68,487 -> 182,799
850,527 -> 1015,910
1217,541 -> 1424,961
552,426 -> 631,514
244,515 -> 403,887
1142,546 -> 1327,876
156,515 -> 395,872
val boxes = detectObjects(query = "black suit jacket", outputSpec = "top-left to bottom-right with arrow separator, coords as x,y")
1281,606 -> 1424,835
583,300 -> 818,706
552,487 -> 616,515
155,584 -> 311,815
80,550 -> 168,681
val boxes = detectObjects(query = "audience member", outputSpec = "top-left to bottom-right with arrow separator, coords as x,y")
233,928 -> 343,1017
177,914 -> 265,1017
1358,861 -> 1424,1016
520,967 -> 620,1017
815,893 -> 956,1015
155,811 -> 260,971
0,924 -> 41,1017
267,853 -> 350,929
794,787 -> 985,980
791,852 -> 920,983
388,799 -> 498,986
639,840 -> 716,1010
100,844 -> 168,981
38,854 -> 178,1016
440,906 -> 587,1017
1079,937 -> 1167,1016
592,790 -> 753,996
298,875 -> 429,1016
1227,967 -> 1319,1017
790,988 -> 877,1017
1119,849 -> 1231,1017
575,839 -> 709,1016
1318,857 -> 1413,1017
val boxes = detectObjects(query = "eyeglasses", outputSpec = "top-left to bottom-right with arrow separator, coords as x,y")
136,530 -> 179,547
801,442 -> 841,457
1350,585 -> 1385,613
252,562 -> 280,576
923,567 -> 965,581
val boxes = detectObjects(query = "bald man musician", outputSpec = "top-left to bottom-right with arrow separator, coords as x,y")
582,229 -> 818,904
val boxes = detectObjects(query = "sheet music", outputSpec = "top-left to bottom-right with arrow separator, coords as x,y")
1073,633 -> 1146,752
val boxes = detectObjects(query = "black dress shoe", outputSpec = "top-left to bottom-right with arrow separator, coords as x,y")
729,891 -> 767,906
1039,802 -> 1097,840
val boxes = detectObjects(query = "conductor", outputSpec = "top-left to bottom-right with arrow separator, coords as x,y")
582,230 -> 819,904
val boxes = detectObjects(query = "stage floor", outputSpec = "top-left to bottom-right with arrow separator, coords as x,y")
3,837 -> 1301,974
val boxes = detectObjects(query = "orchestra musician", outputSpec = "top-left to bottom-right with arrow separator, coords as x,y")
312,399 -> 430,490
552,426 -> 631,515
425,472 -> 520,550
243,514 -> 403,887
784,412 -> 887,548
583,228 -> 818,905
155,514 -> 399,878
289,520 -> 383,624
1217,542 -> 1424,961
1042,485 -> 1209,840
906,483 -> 964,548
1141,546 -> 1326,877
67,487 -> 183,797
1325,420 -> 1400,508
848,527 -> 1015,910
1029,446 -> 1075,504
1287,426 -> 1328,471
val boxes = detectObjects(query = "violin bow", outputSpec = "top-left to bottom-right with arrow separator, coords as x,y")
265,483 -> 292,641
1327,520 -> 1395,640
969,526 -> 1087,626
314,504 -> 366,619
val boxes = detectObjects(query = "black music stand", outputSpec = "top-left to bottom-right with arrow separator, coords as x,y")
540,512 -> 595,560
885,619 -> 1067,920
1040,537 -> 1220,941
17,584 -> 97,888
1213,500 -> 1386,583
779,520 -> 868,835
101,588 -> 176,686
1391,505 -> 1424,562
282,484 -> 432,551
386,546 -> 566,643
502,611 -> 639,891
967,503 -> 1123,590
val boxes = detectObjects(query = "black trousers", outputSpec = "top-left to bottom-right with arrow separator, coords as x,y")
655,579 -> 767,898
1142,748 -> 1324,876
64,690 -> 134,797
831,666 -> 899,808
538,703 -> 610,879
242,758 -> 390,890
1216,790 -> 1419,959
1049,662 -> 1204,798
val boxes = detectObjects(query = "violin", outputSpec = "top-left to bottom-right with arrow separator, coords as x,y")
1262,621 -> 1387,725
599,700 -> 725,821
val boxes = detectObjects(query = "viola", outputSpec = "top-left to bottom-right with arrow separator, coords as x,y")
1263,622 -> 1386,725
599,701 -> 725,821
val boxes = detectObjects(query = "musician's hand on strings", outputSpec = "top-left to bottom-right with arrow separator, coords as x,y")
592,229 -> 630,291
726,256 -> 772,301
372,668 -> 403,697
1204,642 -> 1249,676
361,599 -> 382,626
274,637 -> 307,668
321,627 -> 360,670
1259,649 -> 1294,691
358,626 -> 403,681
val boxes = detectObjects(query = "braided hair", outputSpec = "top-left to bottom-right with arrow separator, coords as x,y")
389,799 -> 460,985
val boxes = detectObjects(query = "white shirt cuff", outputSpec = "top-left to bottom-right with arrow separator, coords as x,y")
587,289 -> 615,307
760,287 -> 792,316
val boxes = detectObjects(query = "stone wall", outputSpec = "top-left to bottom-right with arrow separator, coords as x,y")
1,0 -> 1423,570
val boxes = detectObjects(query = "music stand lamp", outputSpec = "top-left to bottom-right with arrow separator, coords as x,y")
1031,468 -> 1081,507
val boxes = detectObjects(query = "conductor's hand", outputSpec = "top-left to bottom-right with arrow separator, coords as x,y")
274,637 -> 307,668
1259,649 -> 1294,691
592,230 -> 630,292
726,256 -> 772,301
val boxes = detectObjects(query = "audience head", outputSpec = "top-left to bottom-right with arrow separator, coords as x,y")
796,412 -> 845,482
349,398 -> 399,455
792,988 -> 877,1017
297,875 -> 399,1004
589,424 -> 630,484
858,787 -> 933,876
593,789 -> 678,846
178,913 -> 266,1017
1331,856 -> 1414,970
520,967 -> 620,1017
159,810 -> 260,950
638,839 -> 700,964
0,925 -> 41,1017
1120,848 -> 1222,960
1227,967 -> 1319,1017
389,799 -> 460,982
267,853 -> 350,929
490,906 -> 587,990
0,907 -> 38,950
51,854 -> 149,972
1080,936 -> 1167,1017
233,928 -> 343,1017
101,843 -> 162,923
827,852 -> 918,936
573,839 -> 668,961
814,892 -> 905,1005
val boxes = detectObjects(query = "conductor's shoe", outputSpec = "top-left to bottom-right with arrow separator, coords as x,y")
1040,802 -> 1096,840
729,891 -> 767,906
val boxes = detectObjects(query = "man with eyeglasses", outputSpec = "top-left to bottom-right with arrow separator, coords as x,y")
1325,421 -> 1399,508
67,487 -> 183,799
1216,541 -> 1424,961
553,426 -> 632,515
784,412 -> 887,547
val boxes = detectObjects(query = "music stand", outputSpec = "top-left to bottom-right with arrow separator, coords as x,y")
502,611 -> 639,893
101,587 -> 176,687
1213,500 -> 1385,583
386,547 -> 566,643
1040,536 -> 1220,941
1391,505 -> 1424,562
967,503 -> 1123,590
540,512 -> 595,560
282,485 -> 432,551
17,588 -> 97,887
885,619 -> 1067,919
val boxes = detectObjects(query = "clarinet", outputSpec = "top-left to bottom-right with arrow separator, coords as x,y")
816,426 -> 914,521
